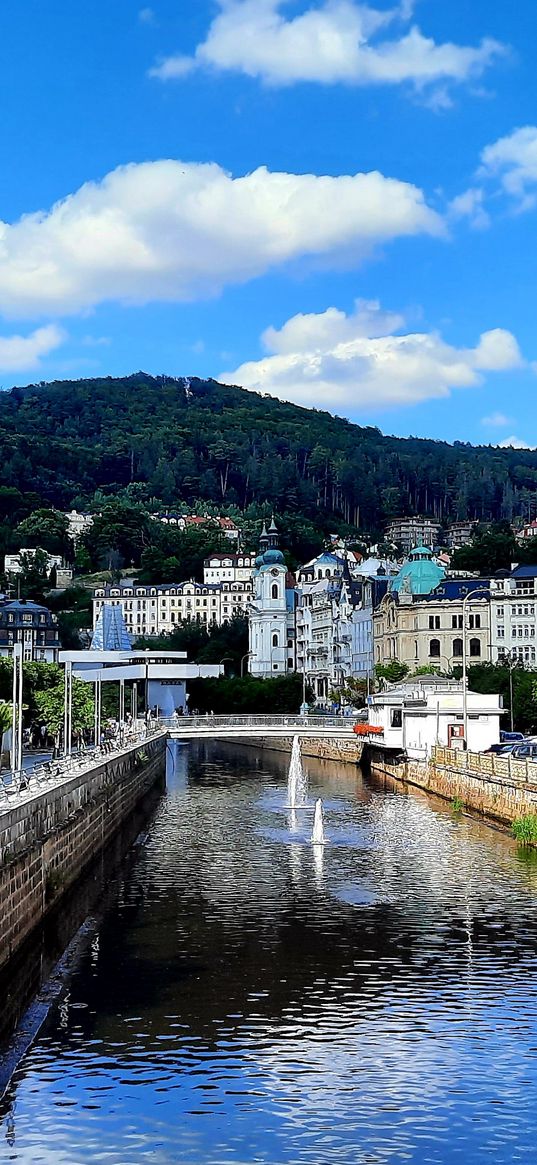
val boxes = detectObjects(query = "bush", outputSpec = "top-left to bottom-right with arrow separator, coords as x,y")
186,674 -> 310,715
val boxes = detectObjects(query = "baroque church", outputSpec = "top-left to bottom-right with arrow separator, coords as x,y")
248,520 -> 296,677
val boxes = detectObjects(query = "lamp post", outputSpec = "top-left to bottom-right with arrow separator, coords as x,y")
241,651 -> 254,677
219,656 -> 233,676
11,643 -> 23,778
462,586 -> 489,745
63,659 -> 73,759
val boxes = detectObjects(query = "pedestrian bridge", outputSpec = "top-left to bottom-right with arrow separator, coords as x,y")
160,715 -> 358,740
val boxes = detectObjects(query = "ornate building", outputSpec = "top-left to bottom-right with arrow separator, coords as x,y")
248,521 -> 296,677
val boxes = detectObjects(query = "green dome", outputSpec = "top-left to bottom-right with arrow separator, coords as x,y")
391,546 -> 445,597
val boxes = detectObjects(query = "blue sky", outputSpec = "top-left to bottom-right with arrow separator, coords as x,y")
1,0 -> 537,446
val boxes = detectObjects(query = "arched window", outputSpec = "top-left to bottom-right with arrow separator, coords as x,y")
272,633 -> 279,648
469,637 -> 481,657
271,583 -> 279,599
429,638 -> 441,658
453,638 -> 463,658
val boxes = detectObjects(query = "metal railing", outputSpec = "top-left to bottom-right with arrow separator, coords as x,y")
0,725 -> 163,807
160,714 -> 357,733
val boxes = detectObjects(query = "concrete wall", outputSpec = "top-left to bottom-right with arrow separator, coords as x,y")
228,735 -> 363,765
0,733 -> 166,972
368,744 -> 537,826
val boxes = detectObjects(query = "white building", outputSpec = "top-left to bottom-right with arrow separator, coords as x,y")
248,521 -> 295,678
203,553 -> 255,585
385,517 -> 441,553
152,513 -> 240,542
368,677 -> 502,758
4,549 -> 63,577
490,565 -> 537,666
93,577 -> 251,638
65,510 -> 94,543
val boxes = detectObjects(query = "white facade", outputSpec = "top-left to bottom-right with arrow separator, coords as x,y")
490,569 -> 537,666
65,510 -> 94,543
203,554 -> 255,585
249,558 -> 294,678
94,578 -> 251,638
4,549 -> 63,577
368,679 -> 502,758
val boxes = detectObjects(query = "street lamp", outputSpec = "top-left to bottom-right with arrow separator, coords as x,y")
462,586 -> 489,744
219,656 -> 233,675
241,651 -> 254,677
11,643 -> 23,779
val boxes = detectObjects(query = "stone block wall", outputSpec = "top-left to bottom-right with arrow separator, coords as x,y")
369,744 -> 537,827
0,733 -> 166,972
228,735 -> 363,765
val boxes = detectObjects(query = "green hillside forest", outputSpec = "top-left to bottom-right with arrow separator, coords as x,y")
1,372 -> 536,535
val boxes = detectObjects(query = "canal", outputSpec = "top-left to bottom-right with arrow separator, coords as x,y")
2,740 -> 537,1163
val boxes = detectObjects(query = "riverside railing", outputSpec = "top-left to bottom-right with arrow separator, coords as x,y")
432,745 -> 537,789
160,714 -> 357,733
0,725 -> 163,807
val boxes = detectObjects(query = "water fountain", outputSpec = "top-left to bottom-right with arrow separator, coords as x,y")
287,735 -> 307,807
311,798 -> 325,845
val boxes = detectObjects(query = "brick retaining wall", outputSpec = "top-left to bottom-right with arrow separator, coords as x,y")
0,733 -> 166,972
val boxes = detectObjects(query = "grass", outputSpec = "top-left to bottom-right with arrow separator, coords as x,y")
451,796 -> 465,813
512,815 -> 537,845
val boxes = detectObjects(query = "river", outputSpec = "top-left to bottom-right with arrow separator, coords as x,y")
2,740 -> 537,1164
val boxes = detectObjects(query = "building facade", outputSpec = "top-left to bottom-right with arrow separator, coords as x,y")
248,522 -> 296,678
490,565 -> 537,666
0,600 -> 60,662
374,578 -> 491,671
385,517 -> 441,553
203,553 -> 255,585
93,577 -> 251,639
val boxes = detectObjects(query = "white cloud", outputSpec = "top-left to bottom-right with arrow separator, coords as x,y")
0,160 -> 441,319
498,435 -> 536,450
448,186 -> 490,230
481,411 -> 513,427
221,303 -> 525,411
150,0 -> 505,98
0,325 -> 65,371
480,126 -> 537,210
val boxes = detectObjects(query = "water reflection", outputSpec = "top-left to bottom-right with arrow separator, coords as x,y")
3,741 -> 537,1163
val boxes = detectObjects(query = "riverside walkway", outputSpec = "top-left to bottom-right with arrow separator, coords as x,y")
161,714 -> 358,740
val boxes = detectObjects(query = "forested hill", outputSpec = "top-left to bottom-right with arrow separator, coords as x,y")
1,371 -> 536,533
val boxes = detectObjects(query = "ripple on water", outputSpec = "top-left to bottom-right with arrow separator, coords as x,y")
3,741 -> 537,1165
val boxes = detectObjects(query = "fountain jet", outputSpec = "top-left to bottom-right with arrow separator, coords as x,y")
287,736 -> 307,808
311,798 -> 325,846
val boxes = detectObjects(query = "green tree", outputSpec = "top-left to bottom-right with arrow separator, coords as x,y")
13,508 -> 71,558
35,676 -> 94,750
450,523 -> 517,574
375,661 -> 409,684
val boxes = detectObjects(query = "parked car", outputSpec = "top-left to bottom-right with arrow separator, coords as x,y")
500,731 -> 525,742
483,742 -> 519,755
511,742 -> 537,761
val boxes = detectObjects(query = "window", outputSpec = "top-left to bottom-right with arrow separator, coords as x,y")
271,583 -> 279,599
498,627 -> 505,639
429,638 -> 441,658
497,606 -> 504,618
469,637 -> 481,657
453,638 -> 463,657
452,614 -> 463,629
429,615 -> 440,630
468,614 -> 481,629
390,708 -> 403,728
272,633 -> 279,648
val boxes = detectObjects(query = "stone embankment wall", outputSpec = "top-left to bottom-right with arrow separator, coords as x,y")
228,735 -> 363,765
369,744 -> 537,826
0,732 -> 166,972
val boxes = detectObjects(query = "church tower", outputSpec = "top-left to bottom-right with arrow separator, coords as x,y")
248,519 -> 294,677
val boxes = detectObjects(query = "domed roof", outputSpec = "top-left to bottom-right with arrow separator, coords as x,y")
391,545 -> 445,597
262,549 -> 285,565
